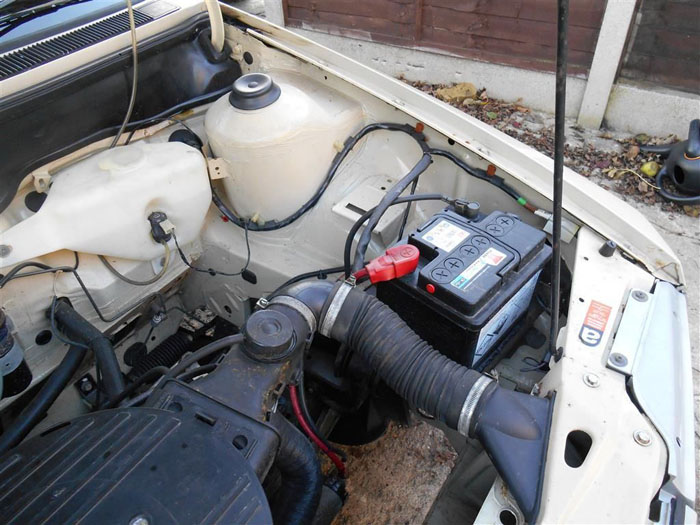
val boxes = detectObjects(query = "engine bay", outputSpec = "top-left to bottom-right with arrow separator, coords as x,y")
0,7 -> 687,524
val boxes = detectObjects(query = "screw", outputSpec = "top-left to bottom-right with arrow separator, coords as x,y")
151,312 -> 165,325
0,245 -> 11,258
583,373 -> 600,388
633,430 -> 652,447
130,517 -> 150,525
610,353 -> 628,367
632,290 -> 648,302
80,380 -> 93,393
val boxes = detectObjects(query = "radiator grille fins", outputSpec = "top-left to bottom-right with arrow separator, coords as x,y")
0,9 -> 154,80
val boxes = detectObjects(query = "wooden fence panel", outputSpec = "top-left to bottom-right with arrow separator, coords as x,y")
620,0 -> 700,94
284,0 -> 606,74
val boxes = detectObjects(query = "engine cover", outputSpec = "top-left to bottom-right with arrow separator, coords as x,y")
0,408 -> 271,524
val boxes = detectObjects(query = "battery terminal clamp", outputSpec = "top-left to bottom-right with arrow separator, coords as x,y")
353,244 -> 420,284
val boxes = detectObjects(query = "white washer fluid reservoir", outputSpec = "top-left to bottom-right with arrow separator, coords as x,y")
0,141 -> 211,268
204,72 -> 364,223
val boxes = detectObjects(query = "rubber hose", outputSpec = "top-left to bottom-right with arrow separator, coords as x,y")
128,332 -> 192,380
328,288 -> 484,429
0,345 -> 87,455
656,167 -> 700,204
278,282 -> 552,522
53,301 -> 125,399
269,412 -> 323,525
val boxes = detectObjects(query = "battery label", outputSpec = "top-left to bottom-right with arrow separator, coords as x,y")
450,247 -> 506,290
421,220 -> 470,252
472,271 -> 540,365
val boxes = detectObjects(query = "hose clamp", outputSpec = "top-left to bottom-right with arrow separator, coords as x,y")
458,375 -> 493,437
319,280 -> 354,337
268,296 -> 317,334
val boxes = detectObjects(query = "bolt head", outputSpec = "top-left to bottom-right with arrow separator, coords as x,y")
610,352 -> 628,367
583,373 -> 600,388
632,290 -> 648,302
633,429 -> 652,447
130,516 -> 150,525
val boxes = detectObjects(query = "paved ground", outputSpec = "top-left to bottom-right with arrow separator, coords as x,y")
230,3 -> 699,519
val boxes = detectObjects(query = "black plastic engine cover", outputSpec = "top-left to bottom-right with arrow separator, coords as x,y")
0,408 -> 272,524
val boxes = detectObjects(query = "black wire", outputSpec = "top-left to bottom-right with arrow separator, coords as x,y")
344,193 -> 449,277
212,123 -> 429,232
1,253 -> 168,324
429,149 -> 522,201
352,153 -> 433,273
269,265 -> 347,298
172,226 -> 251,277
125,117 -> 198,145
177,363 -> 218,382
103,366 -> 170,409
520,356 -> 549,373
397,177 -> 420,240
298,372 -> 347,460
164,334 -> 244,380
14,87 -> 233,195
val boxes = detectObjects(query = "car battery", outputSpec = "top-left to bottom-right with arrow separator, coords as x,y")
376,208 -> 551,368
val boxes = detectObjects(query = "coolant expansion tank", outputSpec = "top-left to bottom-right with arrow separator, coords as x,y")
204,72 -> 363,223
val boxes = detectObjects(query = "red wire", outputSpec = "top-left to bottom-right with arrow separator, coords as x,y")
289,384 -> 346,478
352,268 -> 368,280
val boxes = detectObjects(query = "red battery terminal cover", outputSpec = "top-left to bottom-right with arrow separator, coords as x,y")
354,244 -> 420,283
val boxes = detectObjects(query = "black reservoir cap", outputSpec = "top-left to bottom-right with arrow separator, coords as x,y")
228,73 -> 281,110
242,309 -> 295,362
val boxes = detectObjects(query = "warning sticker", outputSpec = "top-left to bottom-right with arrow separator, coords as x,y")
421,220 -> 470,252
578,300 -> 612,347
450,247 -> 506,290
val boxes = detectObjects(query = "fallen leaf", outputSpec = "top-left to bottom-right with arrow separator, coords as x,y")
436,82 -> 477,104
640,161 -> 660,177
486,111 -> 498,119
626,145 -> 640,160
635,133 -> 650,144
683,205 -> 699,218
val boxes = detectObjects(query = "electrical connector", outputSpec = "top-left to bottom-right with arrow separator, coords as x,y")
148,211 -> 173,243
353,244 -> 420,283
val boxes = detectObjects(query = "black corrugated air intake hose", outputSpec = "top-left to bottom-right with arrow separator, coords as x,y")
268,412 -> 323,525
269,281 -> 553,523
